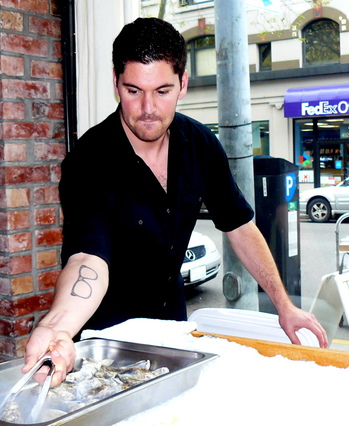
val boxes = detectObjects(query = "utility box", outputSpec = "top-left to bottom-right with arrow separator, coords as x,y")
253,157 -> 301,302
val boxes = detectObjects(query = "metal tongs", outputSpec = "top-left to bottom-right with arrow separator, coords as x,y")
0,353 -> 55,423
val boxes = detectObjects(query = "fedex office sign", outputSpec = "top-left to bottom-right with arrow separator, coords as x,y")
301,100 -> 349,117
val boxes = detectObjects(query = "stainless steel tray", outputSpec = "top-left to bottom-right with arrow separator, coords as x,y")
0,338 -> 218,425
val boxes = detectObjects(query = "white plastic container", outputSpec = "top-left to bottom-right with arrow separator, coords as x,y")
189,308 -> 319,347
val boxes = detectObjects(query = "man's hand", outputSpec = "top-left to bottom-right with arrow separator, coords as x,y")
22,326 -> 76,387
278,304 -> 328,348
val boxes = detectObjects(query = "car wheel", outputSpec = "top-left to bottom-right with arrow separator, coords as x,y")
308,197 -> 331,223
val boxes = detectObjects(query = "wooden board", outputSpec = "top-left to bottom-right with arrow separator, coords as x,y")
191,330 -> 349,369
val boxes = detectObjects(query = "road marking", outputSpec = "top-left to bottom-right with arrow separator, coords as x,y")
332,339 -> 349,345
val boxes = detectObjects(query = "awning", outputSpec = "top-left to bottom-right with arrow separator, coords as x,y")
284,85 -> 349,118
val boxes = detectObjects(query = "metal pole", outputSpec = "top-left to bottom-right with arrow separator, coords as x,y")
61,0 -> 77,152
215,0 -> 258,310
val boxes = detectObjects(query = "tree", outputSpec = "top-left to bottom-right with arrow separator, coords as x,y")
158,0 -> 167,19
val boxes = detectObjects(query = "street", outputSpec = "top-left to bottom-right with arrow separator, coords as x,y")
185,215 -> 349,349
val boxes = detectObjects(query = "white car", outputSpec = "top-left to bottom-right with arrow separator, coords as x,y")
299,178 -> 349,223
181,231 -> 221,286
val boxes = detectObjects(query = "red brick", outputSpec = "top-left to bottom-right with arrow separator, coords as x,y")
5,165 -> 50,184
16,337 -> 29,358
50,0 -> 61,17
0,190 -> 6,208
59,207 -> 63,225
9,232 -> 32,253
34,207 -> 56,225
0,235 -> 9,252
33,185 -> 59,204
29,16 -> 61,37
38,269 -> 60,290
8,210 -> 30,230
0,338 -> 17,358
3,122 -> 51,139
36,228 -> 62,246
31,60 -> 63,79
0,55 -> 24,76
0,212 -> 7,230
55,82 -> 63,100
53,41 -> 62,59
0,256 -> 10,274
36,249 -> 58,269
4,143 -> 26,161
34,142 -> 65,160
0,101 -> 25,119
0,277 -> 11,295
10,254 -> 32,274
1,32 -> 48,56
0,0 -> 49,14
6,188 -> 30,208
2,79 -> 50,99
11,275 -> 34,295
0,316 -> 34,337
0,10 -> 23,31
0,293 -> 53,319
32,102 -> 64,119
51,163 -> 62,182
53,121 -> 65,139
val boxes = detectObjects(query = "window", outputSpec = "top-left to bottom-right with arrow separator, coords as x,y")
303,19 -> 340,66
252,121 -> 269,156
187,35 -> 216,78
259,43 -> 271,71
179,0 -> 212,5
294,118 -> 349,186
206,123 -> 219,136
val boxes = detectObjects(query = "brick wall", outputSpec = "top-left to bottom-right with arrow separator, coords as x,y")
0,0 -> 65,361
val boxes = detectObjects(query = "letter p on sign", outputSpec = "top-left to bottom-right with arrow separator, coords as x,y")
285,173 -> 296,202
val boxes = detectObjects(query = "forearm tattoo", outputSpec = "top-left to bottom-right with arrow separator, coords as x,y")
71,265 -> 98,299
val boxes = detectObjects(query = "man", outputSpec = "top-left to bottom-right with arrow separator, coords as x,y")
23,18 -> 327,386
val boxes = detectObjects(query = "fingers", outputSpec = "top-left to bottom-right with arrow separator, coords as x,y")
22,327 -> 76,387
279,308 -> 329,348
285,331 -> 302,346
49,337 -> 76,386
305,319 -> 328,348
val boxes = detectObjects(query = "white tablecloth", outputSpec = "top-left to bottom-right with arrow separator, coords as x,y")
81,319 -> 349,426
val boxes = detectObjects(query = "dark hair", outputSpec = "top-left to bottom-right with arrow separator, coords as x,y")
112,17 -> 187,83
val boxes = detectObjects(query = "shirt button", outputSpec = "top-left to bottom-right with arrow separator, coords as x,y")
166,208 -> 170,214
163,302 -> 167,307
168,276 -> 172,281
170,245 -> 174,250
138,219 -> 143,225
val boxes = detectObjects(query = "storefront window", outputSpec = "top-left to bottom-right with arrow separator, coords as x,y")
295,119 -> 314,183
252,121 -> 269,156
295,118 -> 349,186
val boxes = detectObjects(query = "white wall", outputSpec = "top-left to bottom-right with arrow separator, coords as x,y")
75,0 -> 140,137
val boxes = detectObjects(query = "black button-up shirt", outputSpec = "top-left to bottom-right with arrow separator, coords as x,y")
60,108 -> 254,332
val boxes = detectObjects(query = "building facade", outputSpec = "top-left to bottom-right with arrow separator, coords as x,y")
142,0 -> 349,189
0,0 -> 65,360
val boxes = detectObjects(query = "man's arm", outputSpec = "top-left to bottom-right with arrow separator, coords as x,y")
22,253 -> 109,386
225,220 -> 328,348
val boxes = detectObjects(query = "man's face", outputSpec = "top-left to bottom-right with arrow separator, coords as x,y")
114,61 -> 188,143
